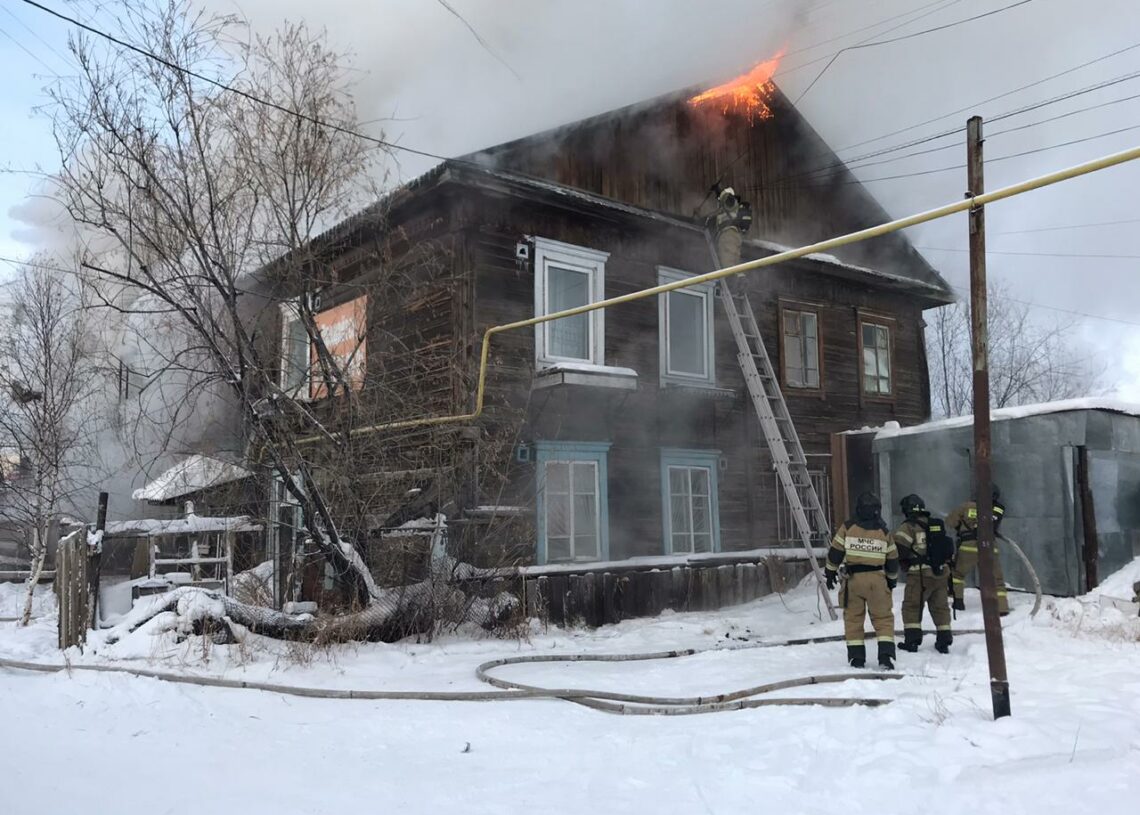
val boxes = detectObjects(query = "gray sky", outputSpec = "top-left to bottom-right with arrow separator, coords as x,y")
4,0 -> 1140,395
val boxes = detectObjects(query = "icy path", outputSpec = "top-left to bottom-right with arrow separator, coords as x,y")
1,582 -> 1138,815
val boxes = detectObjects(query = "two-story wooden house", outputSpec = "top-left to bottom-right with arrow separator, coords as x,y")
258,70 -> 954,617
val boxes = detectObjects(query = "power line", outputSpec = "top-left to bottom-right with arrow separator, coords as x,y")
794,0 -> 1032,104
923,246 -> 1140,260
946,284 -> 1140,328
0,23 -> 62,77
828,39 -> 1140,157
773,121 -> 1140,188
989,216 -> 1140,235
19,0 -> 458,165
1,3 -> 77,72
433,0 -> 521,81
770,68 -> 1140,189
793,0 -> 967,104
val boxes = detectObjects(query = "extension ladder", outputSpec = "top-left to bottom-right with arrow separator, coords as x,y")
707,238 -> 839,620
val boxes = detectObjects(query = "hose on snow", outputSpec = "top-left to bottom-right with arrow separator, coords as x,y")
0,629 -> 978,714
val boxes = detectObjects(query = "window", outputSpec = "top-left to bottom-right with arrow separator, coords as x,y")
781,306 -> 821,390
860,320 -> 892,396
280,295 -> 368,399
660,449 -> 721,554
533,238 -> 608,367
658,268 -> 715,386
535,441 -> 611,564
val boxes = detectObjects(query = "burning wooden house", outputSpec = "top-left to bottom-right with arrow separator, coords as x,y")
247,57 -> 955,620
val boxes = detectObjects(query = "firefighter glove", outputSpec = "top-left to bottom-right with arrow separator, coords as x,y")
952,597 -> 966,611
825,570 -> 837,590
886,577 -> 897,591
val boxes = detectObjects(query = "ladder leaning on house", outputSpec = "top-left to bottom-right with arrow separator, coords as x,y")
704,233 -> 839,621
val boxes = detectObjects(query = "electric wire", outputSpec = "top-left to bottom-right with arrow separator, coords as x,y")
767,69 -> 1140,189
774,122 -> 1140,189
793,0 -> 1030,104
769,46 -> 1140,189
21,0 -> 1140,199
990,216 -> 1140,235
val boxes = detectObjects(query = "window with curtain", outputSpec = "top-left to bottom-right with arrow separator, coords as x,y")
535,441 -> 611,564
660,450 -> 721,554
534,239 -> 608,366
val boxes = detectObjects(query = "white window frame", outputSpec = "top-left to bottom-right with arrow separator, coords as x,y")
535,441 -> 611,565
660,449 -> 721,555
658,267 -> 716,387
279,300 -> 311,400
533,237 -> 608,368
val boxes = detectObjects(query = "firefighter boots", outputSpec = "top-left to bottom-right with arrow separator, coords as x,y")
935,629 -> 953,654
847,644 -> 866,669
899,627 -> 922,652
878,640 -> 895,670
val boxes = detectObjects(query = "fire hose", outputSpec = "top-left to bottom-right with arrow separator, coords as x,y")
0,629 -> 982,715
999,534 -> 1043,618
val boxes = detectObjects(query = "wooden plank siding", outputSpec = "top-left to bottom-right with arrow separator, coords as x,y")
470,85 -> 947,293
455,186 -> 930,564
249,81 -> 951,609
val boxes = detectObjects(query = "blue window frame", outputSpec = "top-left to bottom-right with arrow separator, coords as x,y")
534,441 -> 611,565
660,449 -> 722,554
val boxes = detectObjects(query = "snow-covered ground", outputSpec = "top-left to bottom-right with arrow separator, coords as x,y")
1,569 -> 1139,815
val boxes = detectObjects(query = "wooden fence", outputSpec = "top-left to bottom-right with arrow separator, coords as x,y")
520,556 -> 811,628
56,530 -> 91,649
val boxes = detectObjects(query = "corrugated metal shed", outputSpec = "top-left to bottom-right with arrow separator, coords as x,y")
864,400 -> 1140,596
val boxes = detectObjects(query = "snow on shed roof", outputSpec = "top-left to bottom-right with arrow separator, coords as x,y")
867,398 -> 1140,440
132,455 -> 254,503
105,515 -> 263,538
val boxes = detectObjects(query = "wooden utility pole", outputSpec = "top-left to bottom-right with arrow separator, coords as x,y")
86,491 -> 109,631
967,116 -> 1011,719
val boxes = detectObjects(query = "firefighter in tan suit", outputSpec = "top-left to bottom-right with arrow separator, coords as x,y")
825,492 -> 899,669
948,485 -> 1009,615
892,494 -> 955,654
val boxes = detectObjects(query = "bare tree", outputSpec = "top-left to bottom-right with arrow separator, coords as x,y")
44,0 -> 386,595
0,261 -> 101,625
926,279 -> 1109,418
41,0 -> 521,639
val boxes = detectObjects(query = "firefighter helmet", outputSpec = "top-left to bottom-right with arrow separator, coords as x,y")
855,491 -> 882,523
900,493 -> 927,518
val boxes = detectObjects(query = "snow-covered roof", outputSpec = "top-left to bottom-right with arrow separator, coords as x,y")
745,238 -> 950,296
104,515 -> 263,538
132,455 -> 254,503
870,398 -> 1140,440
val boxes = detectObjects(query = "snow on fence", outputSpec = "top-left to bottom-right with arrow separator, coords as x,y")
56,530 -> 90,649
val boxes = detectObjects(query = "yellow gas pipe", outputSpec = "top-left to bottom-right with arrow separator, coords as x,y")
298,143 -> 1140,444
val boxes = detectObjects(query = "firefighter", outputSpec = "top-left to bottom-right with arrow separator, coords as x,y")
948,485 -> 1009,615
825,492 -> 899,669
892,494 -> 955,654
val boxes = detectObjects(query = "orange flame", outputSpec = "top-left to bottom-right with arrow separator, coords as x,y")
688,50 -> 785,121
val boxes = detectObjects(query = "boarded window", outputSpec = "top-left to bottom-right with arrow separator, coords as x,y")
310,296 -> 368,399
279,295 -> 368,400
782,308 -> 820,389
